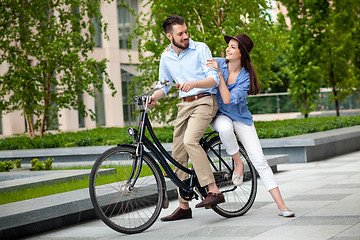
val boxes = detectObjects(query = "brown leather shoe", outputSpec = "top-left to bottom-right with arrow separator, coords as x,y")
160,207 -> 192,221
195,192 -> 225,208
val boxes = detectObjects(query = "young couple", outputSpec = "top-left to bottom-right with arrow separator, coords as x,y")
148,15 -> 295,222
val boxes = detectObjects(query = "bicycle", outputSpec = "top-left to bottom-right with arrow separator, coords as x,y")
89,80 -> 257,234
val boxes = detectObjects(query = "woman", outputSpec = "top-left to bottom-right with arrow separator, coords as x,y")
206,33 -> 295,217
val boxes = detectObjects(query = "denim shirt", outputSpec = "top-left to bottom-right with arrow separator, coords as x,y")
214,57 -> 253,125
158,39 -> 219,98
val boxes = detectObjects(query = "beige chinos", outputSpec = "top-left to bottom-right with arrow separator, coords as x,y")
172,95 -> 218,203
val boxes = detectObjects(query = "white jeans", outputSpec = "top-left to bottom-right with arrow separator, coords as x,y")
210,115 -> 278,191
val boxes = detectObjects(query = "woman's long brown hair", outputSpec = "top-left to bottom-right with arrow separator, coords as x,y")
239,44 -> 261,95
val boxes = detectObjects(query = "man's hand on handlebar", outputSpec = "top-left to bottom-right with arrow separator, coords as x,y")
147,96 -> 157,108
147,90 -> 165,108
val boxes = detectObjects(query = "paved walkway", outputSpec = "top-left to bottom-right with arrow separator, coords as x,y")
23,151 -> 360,240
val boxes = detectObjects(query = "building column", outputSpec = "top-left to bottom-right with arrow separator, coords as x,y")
83,92 -> 97,129
58,109 -> 79,132
102,0 -> 124,128
1,111 -> 26,136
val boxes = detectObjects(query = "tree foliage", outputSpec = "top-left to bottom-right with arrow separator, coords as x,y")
131,0 -> 284,123
353,6 -> 360,89
277,0 -> 326,117
317,0 -> 359,116
0,0 -> 115,138
278,0 -> 360,117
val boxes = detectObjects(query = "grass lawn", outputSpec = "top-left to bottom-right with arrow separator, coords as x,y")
0,164 -> 163,205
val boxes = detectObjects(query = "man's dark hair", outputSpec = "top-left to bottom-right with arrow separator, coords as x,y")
163,15 -> 185,34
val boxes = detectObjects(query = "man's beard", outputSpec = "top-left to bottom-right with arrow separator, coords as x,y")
172,37 -> 189,50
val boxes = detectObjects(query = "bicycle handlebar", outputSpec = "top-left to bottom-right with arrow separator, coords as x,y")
132,80 -> 180,105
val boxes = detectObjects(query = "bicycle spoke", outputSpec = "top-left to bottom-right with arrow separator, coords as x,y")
204,136 -> 257,217
89,146 -> 164,234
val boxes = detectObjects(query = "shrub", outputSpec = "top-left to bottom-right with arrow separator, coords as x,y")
15,159 -> 22,168
0,160 -> 21,172
31,158 -> 44,170
44,158 -> 54,170
1,161 -> 15,172
30,158 -> 53,171
31,158 -> 40,168
0,116 -> 359,150
34,161 -> 44,171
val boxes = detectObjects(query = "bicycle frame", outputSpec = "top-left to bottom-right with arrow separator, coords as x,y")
126,96 -> 197,194
126,83 -> 234,197
200,132 -> 234,177
89,82 -> 258,234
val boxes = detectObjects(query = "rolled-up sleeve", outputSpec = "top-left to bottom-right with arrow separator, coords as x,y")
228,73 -> 249,106
158,54 -> 172,97
202,45 -> 219,86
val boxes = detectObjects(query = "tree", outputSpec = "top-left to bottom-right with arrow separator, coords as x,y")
318,0 -> 359,116
279,0 -> 359,117
0,0 -> 115,138
131,0 -> 284,123
278,0 -> 329,117
353,5 -> 360,91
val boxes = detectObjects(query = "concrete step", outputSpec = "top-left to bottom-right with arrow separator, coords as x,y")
0,154 -> 288,239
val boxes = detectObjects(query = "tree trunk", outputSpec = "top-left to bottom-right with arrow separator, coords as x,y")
329,49 -> 340,117
25,113 -> 35,138
39,111 -> 47,138
333,87 -> 340,116
303,96 -> 309,118
39,72 -> 51,138
39,3 -> 53,138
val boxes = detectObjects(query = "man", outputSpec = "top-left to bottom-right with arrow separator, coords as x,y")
149,15 -> 225,221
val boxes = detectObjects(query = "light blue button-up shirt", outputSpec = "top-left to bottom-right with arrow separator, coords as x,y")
215,57 -> 253,125
158,39 -> 219,98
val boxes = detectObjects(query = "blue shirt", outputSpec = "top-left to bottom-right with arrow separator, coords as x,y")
215,57 -> 253,125
158,39 -> 219,98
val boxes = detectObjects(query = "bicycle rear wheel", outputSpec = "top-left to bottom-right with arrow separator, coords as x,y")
89,145 -> 165,234
204,136 -> 257,217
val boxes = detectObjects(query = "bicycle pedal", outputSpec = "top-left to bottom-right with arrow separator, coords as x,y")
205,205 -> 213,209
164,173 -> 169,178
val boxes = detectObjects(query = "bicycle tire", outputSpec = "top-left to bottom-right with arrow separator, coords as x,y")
89,145 -> 165,234
204,136 -> 257,217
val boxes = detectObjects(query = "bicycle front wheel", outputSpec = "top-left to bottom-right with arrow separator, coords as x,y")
89,145 -> 165,234
205,136 -> 257,217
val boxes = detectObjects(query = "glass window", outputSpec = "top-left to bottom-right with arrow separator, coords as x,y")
95,86 -> 106,127
93,16 -> 102,48
78,94 -> 85,128
117,0 -> 138,49
121,65 -> 139,125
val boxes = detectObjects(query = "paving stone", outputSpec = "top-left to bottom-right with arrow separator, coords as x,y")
2,149 -> 360,240
286,194 -> 351,201
322,184 -> 360,189
285,216 -> 360,225
182,226 -> 273,238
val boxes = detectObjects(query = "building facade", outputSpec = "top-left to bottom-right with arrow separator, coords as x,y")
0,0 -> 146,137
1,1 -> 288,137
